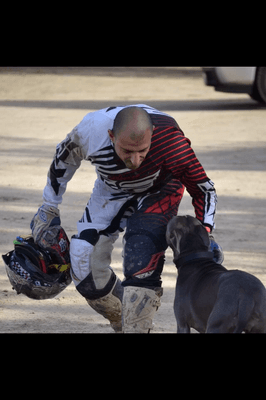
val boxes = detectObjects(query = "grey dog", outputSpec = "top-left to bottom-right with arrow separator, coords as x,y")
166,215 -> 266,333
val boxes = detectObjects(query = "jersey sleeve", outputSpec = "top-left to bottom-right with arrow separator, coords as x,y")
164,130 -> 217,230
42,108 -> 114,207
43,126 -> 86,206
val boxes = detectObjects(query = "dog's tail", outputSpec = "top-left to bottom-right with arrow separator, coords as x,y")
233,292 -> 254,333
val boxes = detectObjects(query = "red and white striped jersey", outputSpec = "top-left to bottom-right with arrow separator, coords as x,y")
43,104 -> 217,229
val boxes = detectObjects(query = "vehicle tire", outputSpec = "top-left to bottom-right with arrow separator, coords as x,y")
250,67 -> 266,104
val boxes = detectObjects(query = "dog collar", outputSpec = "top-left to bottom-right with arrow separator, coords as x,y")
176,251 -> 213,268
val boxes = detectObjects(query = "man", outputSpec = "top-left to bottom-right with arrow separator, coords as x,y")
31,104 -> 217,333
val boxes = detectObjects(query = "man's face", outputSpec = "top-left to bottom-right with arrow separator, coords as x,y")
108,127 -> 152,170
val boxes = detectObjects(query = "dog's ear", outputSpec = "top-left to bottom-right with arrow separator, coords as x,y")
194,224 -> 210,248
166,229 -> 181,257
166,230 -> 180,250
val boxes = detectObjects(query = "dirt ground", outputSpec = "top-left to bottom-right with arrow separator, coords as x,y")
0,67 -> 265,333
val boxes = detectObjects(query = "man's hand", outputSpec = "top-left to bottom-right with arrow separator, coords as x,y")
203,225 -> 224,264
30,204 -> 61,243
208,233 -> 224,264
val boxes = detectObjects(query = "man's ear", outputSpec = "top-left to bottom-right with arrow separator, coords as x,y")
108,129 -> 115,143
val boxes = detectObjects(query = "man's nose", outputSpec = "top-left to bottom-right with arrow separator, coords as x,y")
130,153 -> 141,167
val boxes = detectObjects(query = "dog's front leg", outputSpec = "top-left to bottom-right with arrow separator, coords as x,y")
177,324 -> 190,333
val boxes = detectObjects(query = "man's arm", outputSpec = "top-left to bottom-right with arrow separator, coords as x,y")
172,135 -> 223,260
164,130 -> 217,232
43,127 -> 85,207
183,175 -> 217,232
31,126 -> 86,243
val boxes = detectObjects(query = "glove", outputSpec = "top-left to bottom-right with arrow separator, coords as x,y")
209,234 -> 224,264
203,225 -> 224,264
30,204 -> 61,243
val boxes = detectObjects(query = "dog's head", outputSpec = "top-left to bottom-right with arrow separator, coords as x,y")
166,215 -> 210,261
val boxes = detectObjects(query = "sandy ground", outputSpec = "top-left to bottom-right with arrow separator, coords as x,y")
0,67 -> 265,333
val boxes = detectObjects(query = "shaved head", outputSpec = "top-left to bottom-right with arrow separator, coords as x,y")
108,106 -> 154,170
112,106 -> 153,140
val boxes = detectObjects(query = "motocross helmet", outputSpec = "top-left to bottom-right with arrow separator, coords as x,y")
2,226 -> 72,300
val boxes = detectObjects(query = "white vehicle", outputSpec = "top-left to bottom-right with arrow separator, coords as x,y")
202,67 -> 266,104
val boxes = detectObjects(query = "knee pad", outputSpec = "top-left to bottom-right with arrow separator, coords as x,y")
76,269 -> 117,300
70,236 -> 94,284
123,230 -> 165,287
70,231 -> 118,290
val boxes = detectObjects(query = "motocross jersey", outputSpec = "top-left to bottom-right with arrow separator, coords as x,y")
43,104 -> 217,229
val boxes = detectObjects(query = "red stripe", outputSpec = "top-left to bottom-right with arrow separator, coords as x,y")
151,142 -> 190,162
184,166 -> 205,176
165,152 -> 197,166
152,129 -> 183,144
191,170 -> 207,178
152,129 -> 185,143
152,126 -> 175,137
151,136 -> 188,154
132,251 -> 165,277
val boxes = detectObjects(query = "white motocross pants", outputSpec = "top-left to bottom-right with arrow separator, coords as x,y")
70,178 -> 135,289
